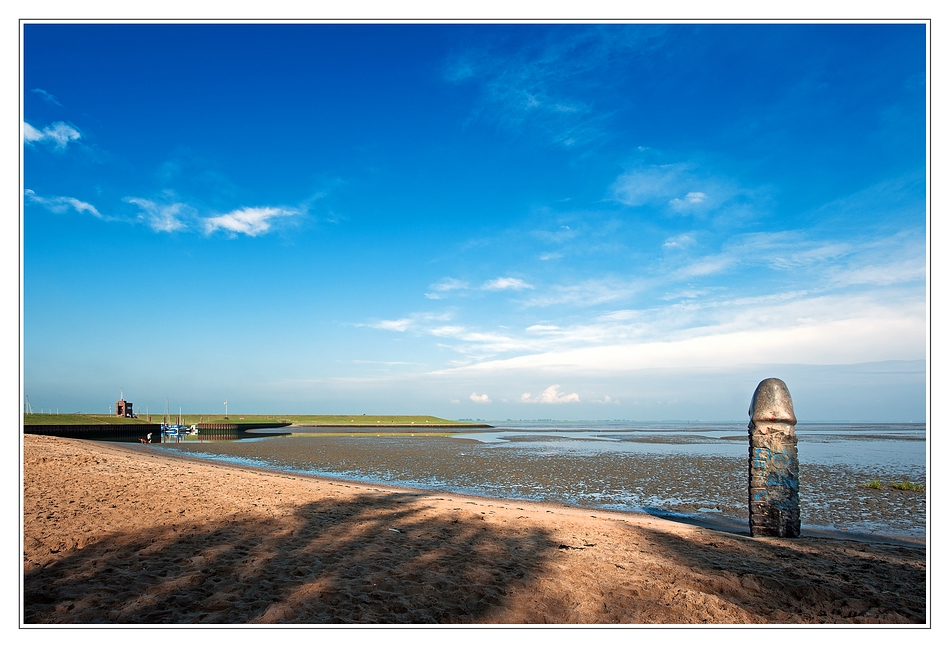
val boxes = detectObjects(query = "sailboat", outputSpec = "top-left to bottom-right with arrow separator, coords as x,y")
161,402 -> 197,438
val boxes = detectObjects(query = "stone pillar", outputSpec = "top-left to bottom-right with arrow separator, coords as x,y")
748,378 -> 800,538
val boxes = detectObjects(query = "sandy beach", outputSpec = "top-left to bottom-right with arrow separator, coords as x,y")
22,434 -> 926,625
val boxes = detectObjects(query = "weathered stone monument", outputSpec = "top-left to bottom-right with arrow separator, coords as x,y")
748,378 -> 800,537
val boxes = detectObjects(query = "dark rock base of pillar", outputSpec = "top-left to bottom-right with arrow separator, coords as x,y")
748,424 -> 801,538
749,491 -> 801,537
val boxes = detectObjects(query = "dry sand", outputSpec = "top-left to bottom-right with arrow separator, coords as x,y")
22,434 -> 926,625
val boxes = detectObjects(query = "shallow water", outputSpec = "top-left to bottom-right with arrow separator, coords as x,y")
155,421 -> 927,542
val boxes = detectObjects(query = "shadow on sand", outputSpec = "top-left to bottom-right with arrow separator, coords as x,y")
628,524 -> 926,623
24,492 -> 926,624
25,492 -> 555,624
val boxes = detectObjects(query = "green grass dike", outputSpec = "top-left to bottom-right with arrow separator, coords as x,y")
23,413 -> 488,427
23,413 -> 154,426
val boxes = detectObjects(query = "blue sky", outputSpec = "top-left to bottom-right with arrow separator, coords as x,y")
22,22 -> 927,421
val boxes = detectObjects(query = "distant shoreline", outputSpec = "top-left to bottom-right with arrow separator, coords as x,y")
22,413 -> 488,428
287,422 -> 493,429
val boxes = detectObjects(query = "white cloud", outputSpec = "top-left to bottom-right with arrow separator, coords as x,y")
204,206 -> 296,237
427,276 -> 535,299
469,392 -> 491,404
521,385 -> 580,404
370,319 -> 413,332
438,298 -> 923,377
610,161 -> 750,216
23,121 -> 81,150
426,277 -> 469,299
686,191 -> 707,203
125,197 -> 189,233
669,191 -> 709,211
595,395 -> 620,405
370,225 -> 923,375
428,326 -> 526,356
432,278 -> 468,292
450,399 -> 461,404
482,277 -> 534,291
26,189 -> 102,218
425,282 -> 924,382
675,254 -> 735,278
662,233 -> 696,250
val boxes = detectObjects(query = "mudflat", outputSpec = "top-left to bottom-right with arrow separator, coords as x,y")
22,434 -> 926,624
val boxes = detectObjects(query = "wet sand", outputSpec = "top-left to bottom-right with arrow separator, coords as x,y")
23,434 -> 926,624
158,431 -> 927,541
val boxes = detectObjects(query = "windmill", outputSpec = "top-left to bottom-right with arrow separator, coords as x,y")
24,395 -> 32,414
224,399 -> 229,420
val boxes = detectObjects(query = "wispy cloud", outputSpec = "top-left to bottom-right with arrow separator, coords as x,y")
426,276 -> 534,299
361,311 -> 454,335
481,277 -> 534,291
674,253 -> 735,279
609,159 -> 764,223
425,277 -> 469,299
369,319 -> 413,332
662,233 -> 696,250
428,326 -> 526,357
432,278 -> 469,292
204,206 -> 297,237
446,27 -> 665,148
611,163 -> 692,207
532,224 -> 578,244
669,191 -> 709,212
435,290 -> 924,376
662,229 -> 922,285
31,88 -> 62,106
25,189 -> 102,218
522,278 -> 639,307
124,197 -> 190,233
521,384 -> 580,403
23,121 -> 81,150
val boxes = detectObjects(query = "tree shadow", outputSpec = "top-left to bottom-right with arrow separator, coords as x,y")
614,524 -> 926,623
24,492 -> 556,624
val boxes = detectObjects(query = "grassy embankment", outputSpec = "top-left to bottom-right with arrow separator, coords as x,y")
23,414 -> 153,426
23,413 -> 480,427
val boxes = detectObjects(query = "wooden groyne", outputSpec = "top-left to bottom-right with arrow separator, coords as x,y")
24,424 -> 161,443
